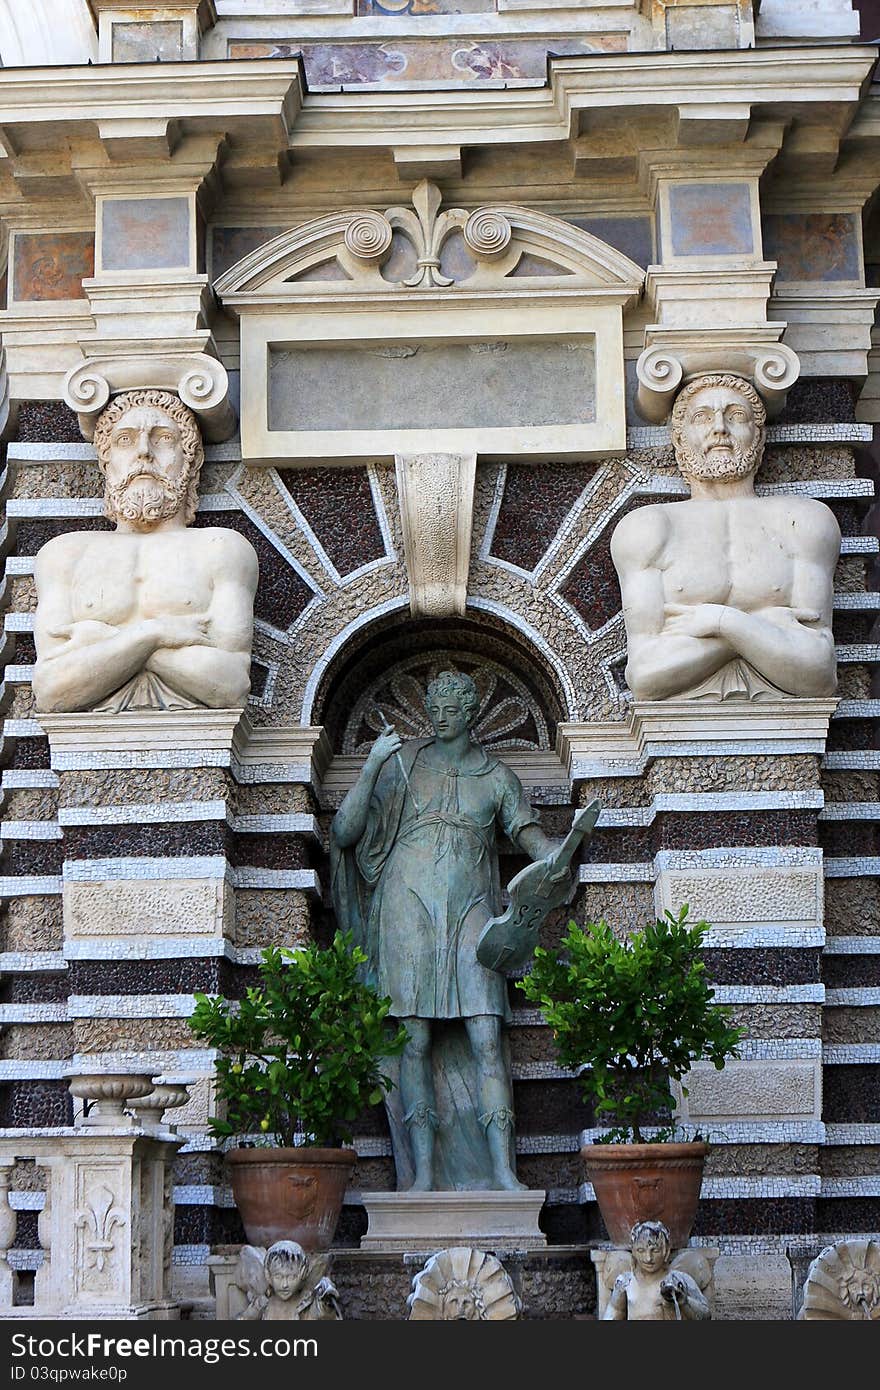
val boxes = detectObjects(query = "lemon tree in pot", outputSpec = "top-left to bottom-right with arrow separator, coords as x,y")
188,930 -> 407,1251
518,905 -> 743,1247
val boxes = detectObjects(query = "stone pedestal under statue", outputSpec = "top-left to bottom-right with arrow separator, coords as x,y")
359,1190 -> 547,1253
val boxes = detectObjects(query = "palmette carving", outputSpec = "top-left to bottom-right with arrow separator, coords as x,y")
407,1247 -> 520,1320
801,1240 -> 880,1320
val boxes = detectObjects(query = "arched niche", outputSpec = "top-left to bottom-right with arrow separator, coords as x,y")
314,609 -> 571,796
215,181 -> 644,466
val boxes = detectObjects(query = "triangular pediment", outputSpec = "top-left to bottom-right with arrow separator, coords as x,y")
214,180 -> 644,309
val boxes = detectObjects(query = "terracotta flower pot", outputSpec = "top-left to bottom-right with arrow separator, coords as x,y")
581,1141 -> 708,1248
226,1146 -> 357,1252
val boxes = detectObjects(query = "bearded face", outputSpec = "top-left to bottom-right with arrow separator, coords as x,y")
674,384 -> 762,484
102,405 -> 191,530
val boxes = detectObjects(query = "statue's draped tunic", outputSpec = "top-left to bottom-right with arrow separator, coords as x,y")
358,741 -> 537,1019
331,737 -> 540,1189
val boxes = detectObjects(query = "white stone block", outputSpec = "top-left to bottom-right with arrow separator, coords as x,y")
63,877 -> 233,940
683,1060 -> 820,1122
360,1190 -> 547,1252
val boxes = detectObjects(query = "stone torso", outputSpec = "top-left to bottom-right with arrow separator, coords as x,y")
655,495 -> 810,612
68,529 -> 218,627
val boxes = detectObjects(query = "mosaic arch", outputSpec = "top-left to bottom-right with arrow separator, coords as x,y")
313,613 -> 568,757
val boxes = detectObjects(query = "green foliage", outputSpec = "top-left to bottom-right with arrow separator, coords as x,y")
188,930 -> 408,1148
518,905 -> 744,1144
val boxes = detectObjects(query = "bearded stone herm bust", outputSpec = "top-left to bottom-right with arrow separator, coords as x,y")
33,389 -> 258,714
610,373 -> 840,702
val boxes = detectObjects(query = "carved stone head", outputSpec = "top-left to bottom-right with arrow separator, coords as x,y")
630,1220 -> 672,1273
93,389 -> 204,530
264,1241 -> 309,1300
670,374 -> 766,485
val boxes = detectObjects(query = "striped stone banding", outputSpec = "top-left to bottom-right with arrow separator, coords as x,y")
823,1044 -> 880,1063
825,988 -> 880,1005
825,1124 -> 880,1143
824,857 -> 880,876
711,985 -> 825,1003
579,1123 -> 825,1144
823,938 -> 880,954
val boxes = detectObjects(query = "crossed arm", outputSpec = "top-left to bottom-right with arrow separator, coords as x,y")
33,535 -> 257,712
611,508 -> 838,700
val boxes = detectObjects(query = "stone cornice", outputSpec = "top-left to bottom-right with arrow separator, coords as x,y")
290,45 -> 877,150
0,59 -> 302,134
0,46 -> 870,163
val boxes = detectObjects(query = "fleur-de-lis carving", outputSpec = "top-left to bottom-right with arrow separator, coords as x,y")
385,180 -> 466,289
76,1185 -> 126,1273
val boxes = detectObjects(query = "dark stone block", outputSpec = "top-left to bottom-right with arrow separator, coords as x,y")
703,948 -> 821,986
655,811 -> 818,852
11,738 -> 50,771
174,1204 -> 245,1246
823,956 -> 880,989
514,1079 -> 594,1132
692,1196 -> 816,1236
67,958 -> 224,996
0,841 -> 63,876
0,1081 -> 72,1128
14,519 -> 110,555
490,462 -> 599,573
558,496 -> 664,633
277,467 -> 386,577
62,823 -> 230,862
777,378 -> 859,424
825,719 -> 879,753
815,1198 -> 880,1232
11,1211 -> 38,1251
0,972 -> 68,1004
230,833 -> 310,871
823,1065 -> 880,1122
820,823 -> 880,857
15,402 -> 83,443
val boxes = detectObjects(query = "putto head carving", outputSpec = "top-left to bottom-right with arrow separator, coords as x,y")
264,1241 -> 309,1300
630,1220 -> 673,1272
425,669 -> 480,727
93,389 -> 204,529
671,374 -> 766,484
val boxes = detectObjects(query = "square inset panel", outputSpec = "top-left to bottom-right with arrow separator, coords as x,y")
13,232 -> 94,301
568,216 -> 654,269
111,20 -> 184,62
668,182 -> 754,258
666,4 -> 740,50
211,226 -> 287,280
763,213 -> 862,284
101,197 -> 191,273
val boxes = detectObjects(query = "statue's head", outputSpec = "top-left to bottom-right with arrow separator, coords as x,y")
671,374 -> 765,485
264,1241 -> 309,1300
425,670 -> 480,741
630,1220 -> 672,1274
439,1279 -> 484,1321
93,389 -> 204,530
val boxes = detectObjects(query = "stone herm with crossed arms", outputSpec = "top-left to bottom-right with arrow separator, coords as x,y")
610,373 -> 839,703
32,389 -> 258,715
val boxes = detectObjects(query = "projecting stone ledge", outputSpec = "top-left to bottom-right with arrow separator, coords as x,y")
359,1191 -> 547,1252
